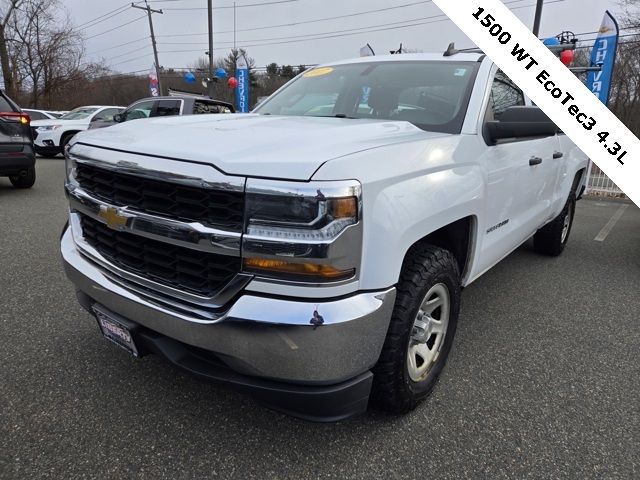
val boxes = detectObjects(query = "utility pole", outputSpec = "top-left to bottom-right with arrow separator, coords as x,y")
532,0 -> 544,37
132,1 -> 163,95
207,0 -> 215,98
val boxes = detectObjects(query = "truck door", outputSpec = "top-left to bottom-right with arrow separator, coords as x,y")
476,70 -> 558,273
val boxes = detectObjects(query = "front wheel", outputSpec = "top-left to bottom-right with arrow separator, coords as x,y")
60,132 -> 76,155
371,244 -> 461,414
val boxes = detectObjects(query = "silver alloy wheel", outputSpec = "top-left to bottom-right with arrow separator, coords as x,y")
407,283 -> 450,382
561,201 -> 574,243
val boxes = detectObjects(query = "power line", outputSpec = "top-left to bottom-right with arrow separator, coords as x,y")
156,0 -> 438,38
108,45 -> 153,62
75,4 -> 131,29
85,15 -> 147,40
162,0 -> 299,10
76,6 -> 131,31
155,0 -> 563,54
87,37 -> 149,56
111,52 -> 157,68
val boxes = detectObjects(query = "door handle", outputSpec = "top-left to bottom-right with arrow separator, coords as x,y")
529,156 -> 543,166
553,151 -> 564,159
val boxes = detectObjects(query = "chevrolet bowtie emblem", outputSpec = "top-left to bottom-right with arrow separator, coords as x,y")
98,206 -> 128,230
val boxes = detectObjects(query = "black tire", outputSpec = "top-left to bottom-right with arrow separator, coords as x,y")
9,167 -> 36,188
371,244 -> 461,414
60,132 -> 76,154
533,193 -> 576,256
35,147 -> 60,158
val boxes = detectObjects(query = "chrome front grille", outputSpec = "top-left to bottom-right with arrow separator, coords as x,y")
80,214 -> 241,297
75,162 -> 244,231
66,145 -> 250,310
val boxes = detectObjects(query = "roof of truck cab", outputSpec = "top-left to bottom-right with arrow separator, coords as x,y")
321,52 -> 485,67
75,105 -> 123,109
132,96 -> 214,102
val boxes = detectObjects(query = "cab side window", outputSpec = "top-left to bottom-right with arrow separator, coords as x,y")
93,108 -> 121,121
124,100 -> 155,121
155,100 -> 181,117
193,100 -> 232,114
488,70 -> 525,120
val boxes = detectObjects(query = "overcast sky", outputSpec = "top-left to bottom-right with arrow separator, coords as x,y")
62,0 -> 625,74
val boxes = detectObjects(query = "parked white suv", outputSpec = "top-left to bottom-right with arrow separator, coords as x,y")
61,53 -> 587,421
31,105 -> 123,156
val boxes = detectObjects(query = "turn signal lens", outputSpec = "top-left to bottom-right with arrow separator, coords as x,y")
331,197 -> 357,219
20,114 -> 30,125
244,258 -> 355,282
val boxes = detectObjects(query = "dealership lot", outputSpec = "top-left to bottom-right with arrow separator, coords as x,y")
1,159 -> 638,479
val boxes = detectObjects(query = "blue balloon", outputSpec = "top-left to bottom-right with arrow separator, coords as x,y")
184,72 -> 196,84
543,37 -> 560,47
215,67 -> 227,79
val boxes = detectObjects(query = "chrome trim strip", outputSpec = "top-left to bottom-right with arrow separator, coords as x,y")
245,178 -> 361,198
98,266 -> 251,319
68,143 -> 245,192
67,184 -> 241,256
69,213 -> 250,309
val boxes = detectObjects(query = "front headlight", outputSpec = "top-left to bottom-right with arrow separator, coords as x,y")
246,190 -> 357,240
242,179 -> 362,283
38,125 -> 62,131
64,149 -> 77,186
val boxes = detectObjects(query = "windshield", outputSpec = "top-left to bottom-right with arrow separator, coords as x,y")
59,107 -> 99,120
254,61 -> 479,134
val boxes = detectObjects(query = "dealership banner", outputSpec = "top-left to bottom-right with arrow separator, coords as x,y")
148,69 -> 159,97
432,0 -> 639,206
236,54 -> 250,113
586,11 -> 619,105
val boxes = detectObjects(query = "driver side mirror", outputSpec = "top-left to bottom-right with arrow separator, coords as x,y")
113,113 -> 124,123
485,106 -> 557,145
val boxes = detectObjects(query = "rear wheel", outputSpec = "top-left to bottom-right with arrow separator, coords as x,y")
371,244 -> 461,414
533,193 -> 576,256
9,167 -> 36,188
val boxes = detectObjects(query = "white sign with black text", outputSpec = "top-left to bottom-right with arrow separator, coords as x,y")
433,0 -> 639,206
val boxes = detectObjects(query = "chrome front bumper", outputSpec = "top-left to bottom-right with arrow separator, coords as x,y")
61,226 -> 395,384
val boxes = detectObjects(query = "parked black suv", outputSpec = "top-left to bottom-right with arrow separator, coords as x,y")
0,90 -> 35,188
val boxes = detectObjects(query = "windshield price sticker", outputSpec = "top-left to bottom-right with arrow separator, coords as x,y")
433,0 -> 639,206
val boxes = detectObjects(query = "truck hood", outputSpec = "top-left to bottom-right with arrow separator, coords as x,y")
73,114 -> 447,180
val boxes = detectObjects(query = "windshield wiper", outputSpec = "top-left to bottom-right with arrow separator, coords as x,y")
310,113 -> 358,119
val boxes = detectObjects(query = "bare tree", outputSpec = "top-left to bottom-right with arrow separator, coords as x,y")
0,0 -> 22,97
8,0 -> 84,107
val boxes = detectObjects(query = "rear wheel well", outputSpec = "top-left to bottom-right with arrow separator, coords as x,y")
402,217 -> 475,281
572,168 -> 586,194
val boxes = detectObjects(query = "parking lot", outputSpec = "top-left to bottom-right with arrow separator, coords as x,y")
1,158 -> 639,479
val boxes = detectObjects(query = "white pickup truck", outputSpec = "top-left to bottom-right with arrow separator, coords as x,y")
61,52 -> 587,421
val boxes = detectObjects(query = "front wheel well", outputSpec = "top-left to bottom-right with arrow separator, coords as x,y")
401,216 -> 475,282
60,131 -> 80,145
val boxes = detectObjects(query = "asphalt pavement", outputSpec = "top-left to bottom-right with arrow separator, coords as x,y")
1,158 -> 638,479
